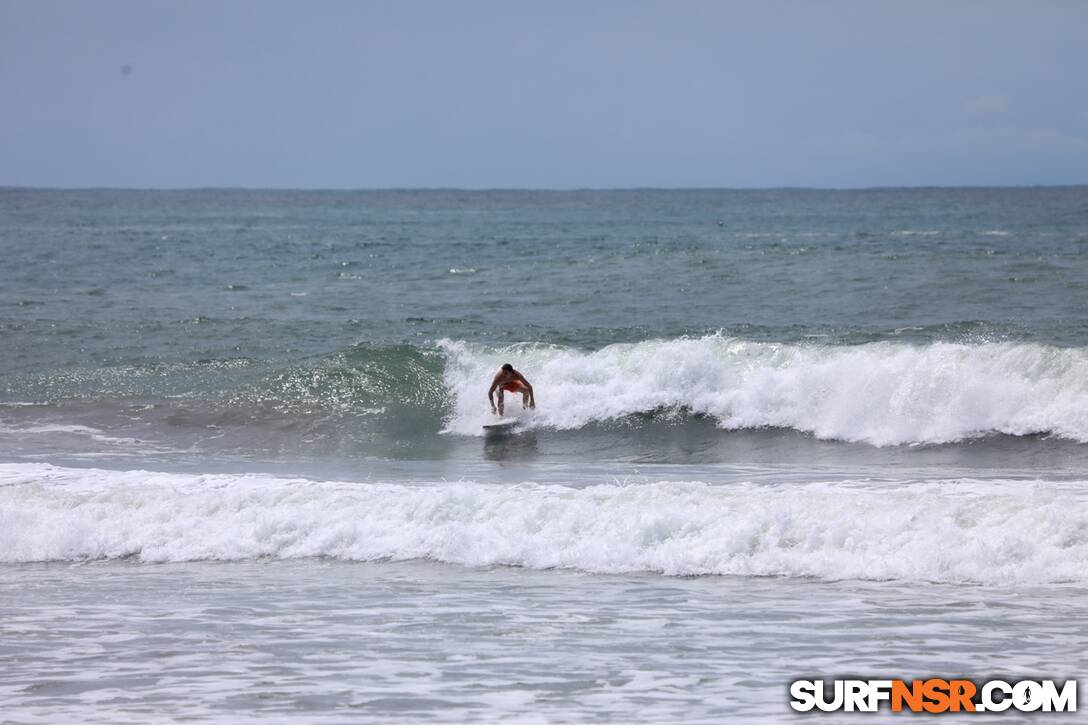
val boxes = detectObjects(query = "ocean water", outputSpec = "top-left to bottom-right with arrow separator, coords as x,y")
2,187 -> 1087,722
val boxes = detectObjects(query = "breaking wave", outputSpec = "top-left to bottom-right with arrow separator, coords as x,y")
1,463 -> 1085,585
5,336 -> 1088,450
441,336 -> 1088,446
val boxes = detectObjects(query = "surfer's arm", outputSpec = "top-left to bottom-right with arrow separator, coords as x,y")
519,377 -> 536,408
487,377 -> 500,413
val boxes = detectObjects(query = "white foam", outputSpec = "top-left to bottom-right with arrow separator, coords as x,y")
438,336 -> 1088,445
0,423 -> 145,447
3,424 -> 102,435
1,463 -> 1085,585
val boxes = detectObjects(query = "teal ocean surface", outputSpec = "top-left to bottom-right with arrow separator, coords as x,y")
2,188 -> 1086,722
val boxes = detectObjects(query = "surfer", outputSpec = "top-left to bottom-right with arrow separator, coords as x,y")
488,363 -> 535,416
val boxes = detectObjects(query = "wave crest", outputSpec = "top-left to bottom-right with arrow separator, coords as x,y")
1,464 -> 1084,585
440,336 -> 1088,445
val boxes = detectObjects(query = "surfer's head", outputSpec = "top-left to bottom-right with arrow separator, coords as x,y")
501,363 -> 514,372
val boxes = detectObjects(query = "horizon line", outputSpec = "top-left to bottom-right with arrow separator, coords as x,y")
2,183 -> 1086,193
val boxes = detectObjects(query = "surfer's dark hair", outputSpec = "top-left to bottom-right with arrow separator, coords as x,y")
501,363 -> 514,371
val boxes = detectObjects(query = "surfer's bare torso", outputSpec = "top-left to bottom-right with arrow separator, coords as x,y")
488,364 -> 535,416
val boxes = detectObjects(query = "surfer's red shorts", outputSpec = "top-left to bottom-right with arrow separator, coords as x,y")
501,381 -> 529,393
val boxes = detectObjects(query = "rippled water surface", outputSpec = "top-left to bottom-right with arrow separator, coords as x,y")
2,188 -> 1086,722
4,561 -> 1085,724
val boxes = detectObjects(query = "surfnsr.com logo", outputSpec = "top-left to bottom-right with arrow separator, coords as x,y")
789,679 -> 1077,713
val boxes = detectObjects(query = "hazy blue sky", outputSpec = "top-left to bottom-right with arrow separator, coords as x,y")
2,1 -> 1086,188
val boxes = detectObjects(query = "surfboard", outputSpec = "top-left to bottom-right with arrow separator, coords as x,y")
483,418 -> 520,431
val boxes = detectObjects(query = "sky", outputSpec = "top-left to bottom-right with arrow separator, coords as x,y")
1,0 -> 1086,189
